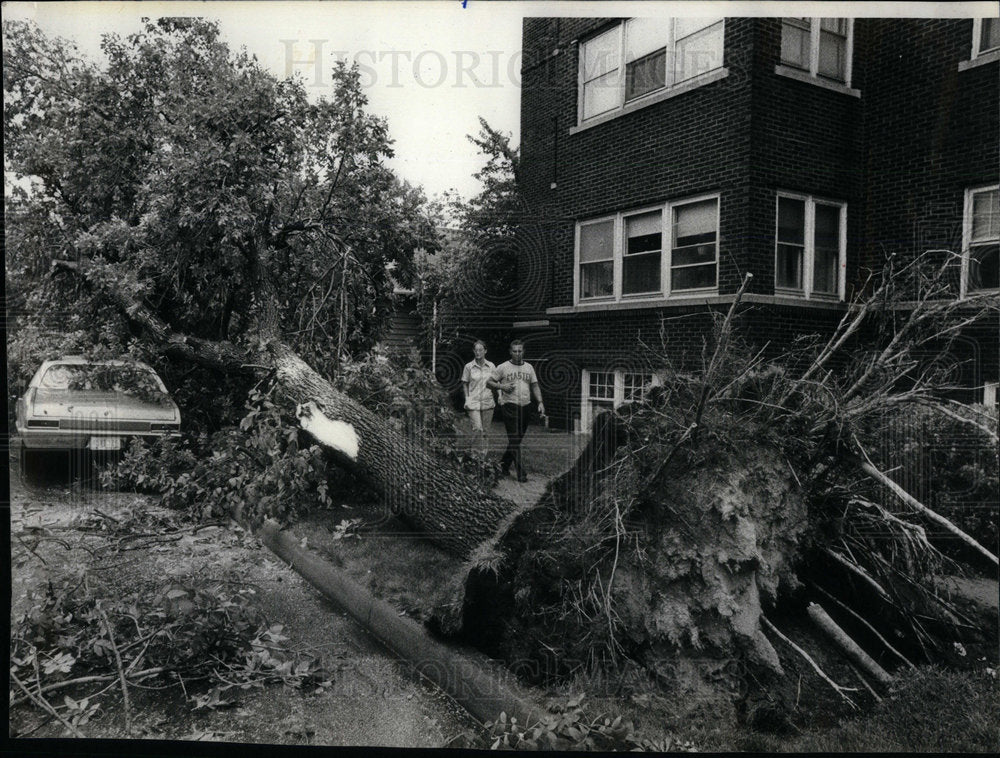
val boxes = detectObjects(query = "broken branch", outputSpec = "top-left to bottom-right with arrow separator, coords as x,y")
761,616 -> 859,710
806,602 -> 894,687
854,451 -> 998,566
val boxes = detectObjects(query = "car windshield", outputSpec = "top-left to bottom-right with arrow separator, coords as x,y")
40,363 -> 167,401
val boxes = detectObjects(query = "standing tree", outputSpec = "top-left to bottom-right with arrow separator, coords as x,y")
416,119 -> 522,376
4,18 -> 517,556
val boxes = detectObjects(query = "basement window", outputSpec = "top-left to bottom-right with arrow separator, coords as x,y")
581,369 -> 660,430
962,185 -> 999,296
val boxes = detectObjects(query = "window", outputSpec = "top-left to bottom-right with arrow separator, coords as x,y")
579,219 -> 615,298
973,18 -> 1000,58
579,17 -> 725,124
586,371 -> 616,420
780,18 -> 853,84
582,369 -> 659,429
963,185 -> 999,295
624,211 -> 662,295
774,194 -> 846,299
672,199 -> 718,291
575,195 -> 719,304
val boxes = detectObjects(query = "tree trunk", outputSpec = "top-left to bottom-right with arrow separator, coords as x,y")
266,342 -> 517,558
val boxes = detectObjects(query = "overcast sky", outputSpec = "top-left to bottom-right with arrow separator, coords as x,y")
5,1 -> 996,201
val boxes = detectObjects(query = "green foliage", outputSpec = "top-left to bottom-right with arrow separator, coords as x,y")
861,404 -> 998,562
333,344 -> 459,441
416,119 -> 521,357
466,696 -> 696,752
105,349 -> 475,525
4,17 -> 438,413
104,383 -> 341,527
10,568 -> 333,722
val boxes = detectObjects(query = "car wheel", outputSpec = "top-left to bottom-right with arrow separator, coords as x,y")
20,448 -> 47,484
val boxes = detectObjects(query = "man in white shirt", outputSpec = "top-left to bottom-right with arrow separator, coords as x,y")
461,340 -> 496,455
487,339 -> 545,482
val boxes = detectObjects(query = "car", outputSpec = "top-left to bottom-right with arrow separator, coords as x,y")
16,357 -> 181,473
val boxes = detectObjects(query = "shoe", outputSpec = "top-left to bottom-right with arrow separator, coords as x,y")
516,471 -> 528,482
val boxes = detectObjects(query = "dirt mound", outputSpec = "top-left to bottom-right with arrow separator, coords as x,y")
434,412 -> 809,685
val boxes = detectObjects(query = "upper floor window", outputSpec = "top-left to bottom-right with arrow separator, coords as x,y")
973,18 -> 1000,58
775,193 -> 846,300
576,194 -> 719,304
963,185 -> 999,295
780,18 -> 853,85
579,17 -> 725,124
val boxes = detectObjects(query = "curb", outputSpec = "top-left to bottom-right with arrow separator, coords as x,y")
257,518 -> 549,729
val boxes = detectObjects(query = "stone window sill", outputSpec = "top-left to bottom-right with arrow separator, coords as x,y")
569,68 -> 729,135
958,49 -> 1000,71
774,65 -> 861,98
547,293 -> 849,315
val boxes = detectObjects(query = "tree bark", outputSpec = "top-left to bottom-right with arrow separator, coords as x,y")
266,341 -> 518,558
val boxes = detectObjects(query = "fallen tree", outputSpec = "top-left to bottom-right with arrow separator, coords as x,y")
6,18 -> 521,558
7,18 -> 997,727
426,265 -> 997,721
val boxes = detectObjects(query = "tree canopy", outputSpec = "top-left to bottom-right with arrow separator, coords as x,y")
5,17 -> 438,384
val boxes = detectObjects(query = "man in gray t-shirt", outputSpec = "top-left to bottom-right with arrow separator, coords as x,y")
487,340 -> 545,482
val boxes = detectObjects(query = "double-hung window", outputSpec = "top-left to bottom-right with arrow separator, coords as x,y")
581,369 -> 659,429
972,18 -> 1000,59
578,218 -> 615,299
780,18 -> 853,85
575,195 -> 719,304
672,198 -> 719,291
579,17 -> 725,124
963,185 -> 999,296
775,194 -> 846,300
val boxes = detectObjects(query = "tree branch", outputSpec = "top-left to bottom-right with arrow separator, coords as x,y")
50,258 -> 253,373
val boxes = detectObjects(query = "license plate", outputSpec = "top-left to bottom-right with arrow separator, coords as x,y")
89,436 -> 121,451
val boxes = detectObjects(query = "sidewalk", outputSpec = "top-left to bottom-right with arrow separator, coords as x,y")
464,417 -> 587,507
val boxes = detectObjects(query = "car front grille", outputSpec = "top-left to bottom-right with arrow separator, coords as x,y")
58,419 -> 152,433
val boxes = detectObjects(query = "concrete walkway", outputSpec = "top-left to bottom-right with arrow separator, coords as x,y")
470,418 -> 587,508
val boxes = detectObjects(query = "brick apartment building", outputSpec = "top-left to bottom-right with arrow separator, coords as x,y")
512,16 -> 999,432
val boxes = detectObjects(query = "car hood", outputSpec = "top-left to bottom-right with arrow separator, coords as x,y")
29,389 -> 180,421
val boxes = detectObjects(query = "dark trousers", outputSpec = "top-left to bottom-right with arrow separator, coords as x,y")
500,403 -> 531,474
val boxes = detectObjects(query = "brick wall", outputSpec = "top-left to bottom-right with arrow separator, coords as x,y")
523,302 -> 848,430
517,16 -> 999,427
857,18 -> 999,278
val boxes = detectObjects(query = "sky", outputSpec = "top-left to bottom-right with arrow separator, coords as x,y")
4,1 -> 997,201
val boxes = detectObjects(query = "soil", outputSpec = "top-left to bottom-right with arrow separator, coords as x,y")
8,452 -> 479,747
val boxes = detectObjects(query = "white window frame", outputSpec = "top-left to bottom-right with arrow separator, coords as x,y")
581,369 -> 661,430
576,17 -> 726,126
573,193 -> 720,306
778,17 -> 854,87
774,192 -> 847,301
972,18 -> 1000,59
961,184 -> 1000,298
